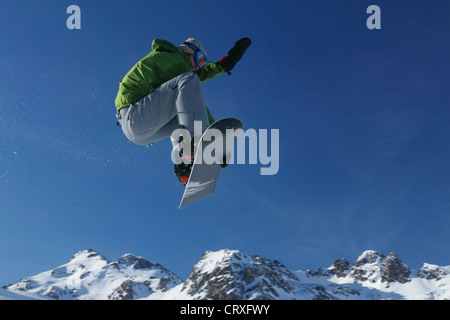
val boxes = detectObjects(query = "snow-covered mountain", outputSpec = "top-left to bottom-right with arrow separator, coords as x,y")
3,249 -> 182,300
3,249 -> 450,300
296,250 -> 450,300
168,249 -> 332,300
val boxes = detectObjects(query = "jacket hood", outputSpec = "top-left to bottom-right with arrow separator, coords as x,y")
151,39 -> 180,53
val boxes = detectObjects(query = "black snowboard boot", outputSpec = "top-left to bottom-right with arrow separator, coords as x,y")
174,135 -> 196,186
175,161 -> 193,186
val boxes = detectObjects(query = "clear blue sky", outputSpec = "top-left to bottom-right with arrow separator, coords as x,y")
0,0 -> 449,285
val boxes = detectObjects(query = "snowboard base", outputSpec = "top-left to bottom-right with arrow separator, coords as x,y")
179,118 -> 244,209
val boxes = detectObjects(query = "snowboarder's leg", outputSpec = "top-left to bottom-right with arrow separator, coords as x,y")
172,72 -> 210,137
119,72 -> 209,146
168,72 -> 210,184
118,85 -> 178,146
118,72 -> 210,184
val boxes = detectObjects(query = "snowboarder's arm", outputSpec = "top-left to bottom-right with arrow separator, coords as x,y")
217,38 -> 252,75
195,38 -> 252,80
195,62 -> 225,82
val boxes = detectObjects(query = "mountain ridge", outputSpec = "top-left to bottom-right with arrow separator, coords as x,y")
3,248 -> 449,300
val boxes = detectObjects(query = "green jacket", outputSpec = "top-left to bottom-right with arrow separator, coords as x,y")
115,39 -> 225,123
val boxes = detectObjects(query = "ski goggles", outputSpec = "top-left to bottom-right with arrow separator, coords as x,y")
183,42 -> 208,68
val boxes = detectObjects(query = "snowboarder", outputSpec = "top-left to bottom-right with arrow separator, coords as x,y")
115,37 -> 251,185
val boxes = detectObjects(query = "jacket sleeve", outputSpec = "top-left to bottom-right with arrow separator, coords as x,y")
195,62 -> 225,81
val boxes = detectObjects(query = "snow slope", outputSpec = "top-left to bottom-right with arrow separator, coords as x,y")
0,288 -> 49,300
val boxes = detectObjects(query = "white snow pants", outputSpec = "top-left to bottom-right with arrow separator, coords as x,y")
117,72 -> 209,147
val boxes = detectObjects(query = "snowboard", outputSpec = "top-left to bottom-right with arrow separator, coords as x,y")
179,117 -> 244,209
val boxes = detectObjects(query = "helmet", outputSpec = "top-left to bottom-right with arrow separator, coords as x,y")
180,38 -> 208,68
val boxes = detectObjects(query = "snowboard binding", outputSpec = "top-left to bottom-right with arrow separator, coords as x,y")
174,134 -> 196,186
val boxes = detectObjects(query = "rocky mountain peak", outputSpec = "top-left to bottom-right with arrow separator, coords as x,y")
350,250 -> 410,284
69,249 -> 106,263
332,258 -> 352,278
383,252 -> 411,283
117,254 -> 154,269
417,263 -> 449,281
179,249 -> 301,300
354,250 -> 385,266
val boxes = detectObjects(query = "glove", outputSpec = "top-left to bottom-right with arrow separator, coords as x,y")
218,37 -> 252,75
